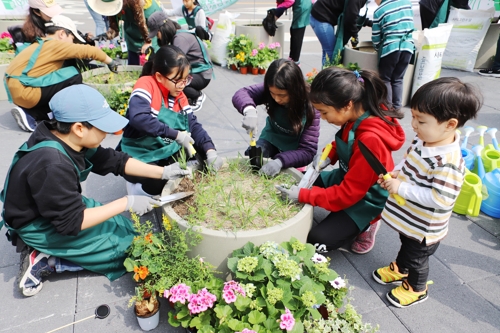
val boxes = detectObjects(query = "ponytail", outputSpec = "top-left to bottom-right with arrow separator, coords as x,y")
310,67 -> 403,124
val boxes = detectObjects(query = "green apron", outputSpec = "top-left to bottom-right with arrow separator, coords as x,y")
332,0 -> 368,63
0,141 -> 136,281
3,38 -> 80,103
120,96 -> 189,163
122,0 -> 161,53
182,5 -> 202,30
429,0 -> 449,29
291,0 -> 312,29
319,112 -> 388,231
259,105 -> 305,152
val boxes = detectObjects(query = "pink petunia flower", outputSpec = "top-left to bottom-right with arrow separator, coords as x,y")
237,329 -> 258,333
0,32 -> 11,39
168,283 -> 191,304
108,43 -> 115,49
279,308 -> 295,331
223,289 -> 237,303
251,49 -> 258,57
258,42 -> 265,50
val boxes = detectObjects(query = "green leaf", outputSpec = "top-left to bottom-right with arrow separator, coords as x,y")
123,258 -> 135,272
227,318 -> 243,330
235,295 -> 252,311
310,307 -> 322,320
176,306 -> 190,320
167,311 -> 181,327
227,257 -> 239,273
242,242 -> 255,255
289,321 -> 304,333
248,271 -> 267,282
248,310 -> 266,324
261,259 -> 273,277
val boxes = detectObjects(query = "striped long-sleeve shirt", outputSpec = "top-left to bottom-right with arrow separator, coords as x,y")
372,0 -> 415,58
381,134 -> 465,244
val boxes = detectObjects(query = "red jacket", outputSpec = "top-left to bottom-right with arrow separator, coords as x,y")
299,116 -> 405,213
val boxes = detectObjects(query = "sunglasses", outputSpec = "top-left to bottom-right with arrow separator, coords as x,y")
165,75 -> 193,88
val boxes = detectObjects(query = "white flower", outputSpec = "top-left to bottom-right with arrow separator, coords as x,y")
311,253 -> 327,263
330,277 -> 346,289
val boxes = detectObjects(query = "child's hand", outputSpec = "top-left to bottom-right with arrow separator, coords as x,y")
379,176 -> 401,194
377,170 -> 399,184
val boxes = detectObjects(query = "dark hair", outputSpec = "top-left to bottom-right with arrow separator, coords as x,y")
49,120 -> 93,134
22,8 -> 48,43
411,77 -> 482,127
45,25 -> 72,38
141,45 -> 190,81
310,67 -> 403,125
263,59 -> 315,134
157,19 -> 181,47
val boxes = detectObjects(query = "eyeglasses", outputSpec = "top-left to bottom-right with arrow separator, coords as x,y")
165,75 -> 192,88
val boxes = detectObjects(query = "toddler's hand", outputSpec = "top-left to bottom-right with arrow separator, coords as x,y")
379,176 -> 401,194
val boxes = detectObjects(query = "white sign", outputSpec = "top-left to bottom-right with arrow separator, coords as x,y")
0,0 -> 29,16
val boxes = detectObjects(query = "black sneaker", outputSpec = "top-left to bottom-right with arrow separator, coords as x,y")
478,68 -> 500,77
18,248 -> 53,297
11,106 -> 36,132
191,92 -> 206,113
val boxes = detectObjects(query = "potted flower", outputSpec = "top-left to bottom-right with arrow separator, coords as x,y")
226,34 -> 254,74
166,237 -> 376,332
104,86 -> 133,116
248,48 -> 260,75
0,31 -> 14,101
257,42 -> 281,71
123,213 -> 215,331
97,40 -> 127,60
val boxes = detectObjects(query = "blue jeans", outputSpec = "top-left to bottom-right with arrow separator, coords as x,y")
310,15 -> 336,67
84,0 -> 108,35
51,257 -> 84,273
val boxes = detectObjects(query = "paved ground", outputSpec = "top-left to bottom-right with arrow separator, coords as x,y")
1,1 -> 500,332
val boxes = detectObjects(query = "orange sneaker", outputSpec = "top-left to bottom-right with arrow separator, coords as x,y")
372,262 -> 408,285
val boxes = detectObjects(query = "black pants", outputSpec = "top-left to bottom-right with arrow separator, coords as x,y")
289,26 -> 306,62
24,74 -> 83,121
306,177 -> 361,252
183,74 -> 211,102
420,5 -> 436,30
396,234 -> 440,292
128,50 -> 140,66
378,51 -> 412,110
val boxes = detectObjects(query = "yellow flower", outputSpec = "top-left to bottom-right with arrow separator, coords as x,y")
162,215 -> 172,231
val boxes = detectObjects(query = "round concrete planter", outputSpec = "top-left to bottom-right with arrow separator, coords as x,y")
0,52 -> 14,101
235,21 -> 285,59
343,41 -> 416,107
162,159 -> 313,277
81,65 -> 142,95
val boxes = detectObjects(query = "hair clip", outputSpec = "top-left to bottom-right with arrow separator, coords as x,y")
353,70 -> 364,83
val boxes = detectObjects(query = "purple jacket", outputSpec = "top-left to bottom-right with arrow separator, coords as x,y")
232,82 -> 320,168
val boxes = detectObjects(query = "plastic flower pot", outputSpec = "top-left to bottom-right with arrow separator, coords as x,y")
230,64 -> 237,71
239,66 -> 248,74
258,68 -> 266,74
251,67 -> 259,75
136,301 -> 160,331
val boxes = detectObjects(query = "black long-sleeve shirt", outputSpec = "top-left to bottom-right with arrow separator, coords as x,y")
3,122 -> 130,236
311,0 -> 368,45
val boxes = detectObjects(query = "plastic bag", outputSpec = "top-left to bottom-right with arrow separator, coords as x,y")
209,11 -> 237,66
411,23 -> 453,97
442,7 -> 495,72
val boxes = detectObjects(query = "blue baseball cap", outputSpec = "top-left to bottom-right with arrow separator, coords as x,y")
49,85 -> 129,133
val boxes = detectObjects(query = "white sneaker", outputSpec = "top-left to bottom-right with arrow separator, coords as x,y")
11,106 -> 35,132
191,92 -> 206,112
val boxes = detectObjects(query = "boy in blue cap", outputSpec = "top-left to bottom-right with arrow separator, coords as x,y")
0,84 -> 189,297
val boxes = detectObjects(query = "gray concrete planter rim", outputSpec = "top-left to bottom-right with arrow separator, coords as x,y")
82,65 -> 142,92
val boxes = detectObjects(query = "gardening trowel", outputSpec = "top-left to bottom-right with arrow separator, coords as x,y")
298,143 -> 333,189
157,191 -> 194,205
358,140 -> 406,206
249,131 -> 262,171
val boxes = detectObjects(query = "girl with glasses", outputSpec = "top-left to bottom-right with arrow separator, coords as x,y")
119,45 -> 222,196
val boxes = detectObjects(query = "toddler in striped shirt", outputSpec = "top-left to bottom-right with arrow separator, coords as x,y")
372,77 -> 482,307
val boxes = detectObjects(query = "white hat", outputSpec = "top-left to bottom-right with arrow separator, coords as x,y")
29,0 -> 63,18
86,0 -> 123,16
46,15 -> 86,43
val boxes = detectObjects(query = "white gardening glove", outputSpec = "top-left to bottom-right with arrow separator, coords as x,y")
175,131 -> 195,158
241,107 -> 258,134
275,185 -> 300,203
125,195 -> 161,216
259,159 -> 282,177
162,162 -> 191,180
206,150 -> 223,171
312,152 -> 331,171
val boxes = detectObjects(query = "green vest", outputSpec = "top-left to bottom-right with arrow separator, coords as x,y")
0,141 -> 135,281
122,0 -> 161,52
120,96 -> 189,163
259,105 -> 305,152
291,0 -> 312,29
429,0 -> 449,29
3,38 -> 80,103
319,112 -> 388,231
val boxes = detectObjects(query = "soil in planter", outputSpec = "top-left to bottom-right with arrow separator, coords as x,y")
84,71 -> 141,85
171,159 -> 302,231
354,46 -> 376,53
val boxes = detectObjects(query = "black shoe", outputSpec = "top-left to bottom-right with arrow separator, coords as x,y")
191,92 -> 206,113
478,68 -> 500,77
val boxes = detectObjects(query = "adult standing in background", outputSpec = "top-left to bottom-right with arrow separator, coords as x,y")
309,0 -> 369,66
274,0 -> 312,65
83,0 -> 108,36
419,0 -> 469,30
